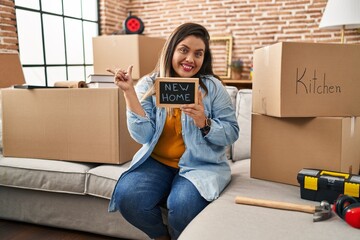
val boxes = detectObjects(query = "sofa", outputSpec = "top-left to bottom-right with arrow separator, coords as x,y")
0,87 -> 358,240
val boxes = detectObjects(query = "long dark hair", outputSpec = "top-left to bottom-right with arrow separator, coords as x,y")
143,23 -> 220,101
158,23 -> 221,95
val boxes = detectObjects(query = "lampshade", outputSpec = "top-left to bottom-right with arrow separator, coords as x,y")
319,0 -> 360,30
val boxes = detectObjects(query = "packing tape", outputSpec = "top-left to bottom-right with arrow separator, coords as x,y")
351,116 -> 356,137
264,46 -> 270,67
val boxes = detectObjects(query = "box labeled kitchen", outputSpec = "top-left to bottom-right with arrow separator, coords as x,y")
252,42 -> 360,117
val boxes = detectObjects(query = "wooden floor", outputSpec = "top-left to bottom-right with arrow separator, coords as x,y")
0,219 -> 128,240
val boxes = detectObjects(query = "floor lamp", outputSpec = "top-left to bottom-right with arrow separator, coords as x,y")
319,0 -> 360,43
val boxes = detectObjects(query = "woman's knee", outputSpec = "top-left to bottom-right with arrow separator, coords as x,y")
115,176 -> 165,215
114,181 -> 137,213
167,177 -> 209,220
166,180 -> 209,239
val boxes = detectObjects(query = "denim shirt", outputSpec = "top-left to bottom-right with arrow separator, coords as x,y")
108,74 -> 239,212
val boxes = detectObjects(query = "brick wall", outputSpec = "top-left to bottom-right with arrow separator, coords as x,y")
101,0 -> 360,78
0,0 -> 18,53
1,0 -> 360,76
99,0 -> 129,35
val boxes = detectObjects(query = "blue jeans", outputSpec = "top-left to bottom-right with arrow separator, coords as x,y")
113,157 -> 210,239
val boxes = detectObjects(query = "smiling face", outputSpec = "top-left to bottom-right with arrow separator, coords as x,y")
171,35 -> 205,78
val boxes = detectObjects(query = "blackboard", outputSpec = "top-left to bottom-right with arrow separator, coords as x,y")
155,77 -> 199,107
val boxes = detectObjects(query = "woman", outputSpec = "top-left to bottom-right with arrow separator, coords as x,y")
108,23 -> 239,240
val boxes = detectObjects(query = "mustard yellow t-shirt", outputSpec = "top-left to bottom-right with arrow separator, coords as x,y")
151,108 -> 185,168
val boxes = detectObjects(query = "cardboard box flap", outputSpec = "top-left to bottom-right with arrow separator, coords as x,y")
0,53 -> 25,88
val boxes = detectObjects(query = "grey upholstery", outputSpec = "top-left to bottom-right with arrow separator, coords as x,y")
179,159 -> 359,240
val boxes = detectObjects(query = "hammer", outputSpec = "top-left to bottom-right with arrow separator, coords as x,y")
235,196 -> 332,222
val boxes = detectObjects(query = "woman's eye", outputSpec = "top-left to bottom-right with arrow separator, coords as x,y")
195,52 -> 203,58
179,48 -> 188,53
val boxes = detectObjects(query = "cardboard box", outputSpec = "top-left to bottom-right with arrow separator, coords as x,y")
250,114 -> 360,185
92,35 -> 165,79
0,52 -> 26,148
252,42 -> 360,117
0,52 -> 26,88
2,88 -> 141,164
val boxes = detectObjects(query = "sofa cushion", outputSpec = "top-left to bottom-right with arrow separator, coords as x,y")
225,86 -> 238,108
0,156 -> 96,195
232,89 -> 252,161
225,86 -> 239,160
179,159 -> 360,240
86,163 -> 130,199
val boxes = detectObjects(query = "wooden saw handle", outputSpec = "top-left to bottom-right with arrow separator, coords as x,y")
235,196 -> 316,214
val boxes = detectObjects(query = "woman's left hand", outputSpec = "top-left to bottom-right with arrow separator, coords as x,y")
181,90 -> 207,128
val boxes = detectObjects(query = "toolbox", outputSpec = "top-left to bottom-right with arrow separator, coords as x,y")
297,169 -> 360,203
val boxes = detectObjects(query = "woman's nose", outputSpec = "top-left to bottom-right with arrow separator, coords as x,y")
185,54 -> 194,63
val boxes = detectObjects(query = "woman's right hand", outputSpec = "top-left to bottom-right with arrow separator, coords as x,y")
107,66 -> 145,117
106,65 -> 134,92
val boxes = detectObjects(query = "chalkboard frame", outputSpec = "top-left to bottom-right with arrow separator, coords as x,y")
155,77 -> 199,107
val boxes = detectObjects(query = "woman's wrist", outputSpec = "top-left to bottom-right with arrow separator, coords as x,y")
123,88 -> 146,117
197,116 -> 207,128
199,117 -> 211,136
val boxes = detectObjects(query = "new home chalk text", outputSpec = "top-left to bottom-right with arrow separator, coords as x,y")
155,78 -> 199,107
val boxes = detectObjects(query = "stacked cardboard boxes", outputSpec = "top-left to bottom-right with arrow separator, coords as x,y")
2,35 -> 167,164
251,42 -> 360,185
1,52 -> 143,164
0,53 -> 26,151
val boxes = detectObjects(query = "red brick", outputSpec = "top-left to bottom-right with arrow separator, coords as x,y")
2,0 -> 359,70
